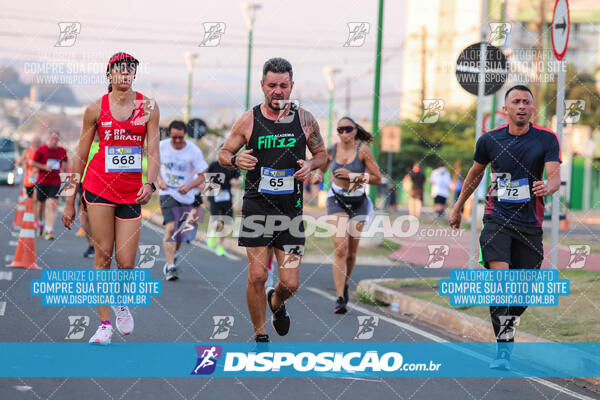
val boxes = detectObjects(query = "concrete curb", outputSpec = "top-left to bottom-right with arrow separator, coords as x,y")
357,278 -> 600,386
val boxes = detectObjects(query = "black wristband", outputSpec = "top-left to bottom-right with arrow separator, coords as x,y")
231,155 -> 237,167
145,182 -> 157,192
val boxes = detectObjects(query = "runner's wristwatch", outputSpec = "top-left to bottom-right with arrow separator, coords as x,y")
145,182 -> 157,192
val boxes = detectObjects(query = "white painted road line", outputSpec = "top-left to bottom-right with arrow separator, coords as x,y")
4,255 -> 13,262
9,240 -> 18,246
11,231 -> 18,237
307,287 -> 596,400
0,301 -> 6,316
0,271 -> 13,280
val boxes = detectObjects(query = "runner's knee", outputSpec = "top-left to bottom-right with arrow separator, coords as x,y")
248,266 -> 267,286
333,240 -> 348,258
278,277 -> 299,294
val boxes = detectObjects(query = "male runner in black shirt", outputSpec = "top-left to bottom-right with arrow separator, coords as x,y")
218,58 -> 327,342
450,85 -> 561,369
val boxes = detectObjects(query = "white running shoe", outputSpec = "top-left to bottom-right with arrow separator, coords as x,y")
89,324 -> 113,345
112,306 -> 134,335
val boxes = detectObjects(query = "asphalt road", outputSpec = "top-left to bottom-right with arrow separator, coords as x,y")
0,185 -> 597,400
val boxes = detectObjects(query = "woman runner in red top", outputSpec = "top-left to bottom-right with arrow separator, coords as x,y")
62,52 -> 160,345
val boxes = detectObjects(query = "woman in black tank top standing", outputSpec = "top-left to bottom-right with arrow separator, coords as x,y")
312,117 -> 382,314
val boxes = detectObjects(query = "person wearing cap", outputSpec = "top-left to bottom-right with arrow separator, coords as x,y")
62,52 -> 160,345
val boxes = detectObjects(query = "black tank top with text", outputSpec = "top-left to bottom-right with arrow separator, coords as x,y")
244,103 -> 306,211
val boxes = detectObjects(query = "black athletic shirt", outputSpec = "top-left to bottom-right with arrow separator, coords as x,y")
474,123 -> 561,227
243,103 -> 306,211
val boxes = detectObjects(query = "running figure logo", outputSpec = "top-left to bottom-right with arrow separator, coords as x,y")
566,245 -> 590,269
497,316 -> 520,341
344,23 -> 370,47
563,100 -> 586,124
199,23 -> 226,47
419,99 -> 445,123
354,316 -> 379,339
58,173 -> 80,197
191,345 -> 222,375
136,245 -> 160,269
132,99 -> 155,125
170,207 -> 200,242
55,22 -> 81,47
487,23 -> 511,47
209,316 -> 235,340
281,245 -> 304,269
348,173 -> 369,193
490,172 -> 511,198
65,315 -> 90,340
203,173 -> 225,197
426,244 -> 449,268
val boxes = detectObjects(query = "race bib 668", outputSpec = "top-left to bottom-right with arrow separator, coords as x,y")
105,146 -> 142,173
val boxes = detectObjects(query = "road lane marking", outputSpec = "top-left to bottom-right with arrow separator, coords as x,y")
0,301 -> 6,316
0,271 -> 13,280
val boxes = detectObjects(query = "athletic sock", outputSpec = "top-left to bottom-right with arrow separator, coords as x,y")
166,264 -> 175,271
101,320 -> 111,326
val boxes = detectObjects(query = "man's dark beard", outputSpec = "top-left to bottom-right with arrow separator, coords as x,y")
514,119 -> 528,127
267,97 -> 285,110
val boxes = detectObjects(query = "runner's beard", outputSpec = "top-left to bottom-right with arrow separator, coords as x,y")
267,96 -> 286,111
514,119 -> 528,127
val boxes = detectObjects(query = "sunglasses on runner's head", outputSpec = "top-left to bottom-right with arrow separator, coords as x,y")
337,126 -> 355,134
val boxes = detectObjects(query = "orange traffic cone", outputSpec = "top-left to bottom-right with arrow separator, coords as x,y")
13,186 -> 26,227
7,196 -> 41,269
462,196 -> 472,219
560,211 -> 569,230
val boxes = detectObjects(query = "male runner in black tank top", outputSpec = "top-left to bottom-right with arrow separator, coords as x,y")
218,58 -> 327,342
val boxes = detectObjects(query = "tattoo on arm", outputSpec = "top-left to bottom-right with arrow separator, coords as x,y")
300,109 -> 324,151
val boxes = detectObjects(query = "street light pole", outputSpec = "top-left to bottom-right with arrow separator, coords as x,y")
370,0 -> 384,205
242,2 -> 261,111
323,66 -> 341,191
184,51 -> 198,123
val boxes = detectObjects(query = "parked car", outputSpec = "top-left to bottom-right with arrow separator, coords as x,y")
0,138 -> 21,185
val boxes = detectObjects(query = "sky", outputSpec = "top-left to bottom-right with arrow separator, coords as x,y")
0,0 -> 408,124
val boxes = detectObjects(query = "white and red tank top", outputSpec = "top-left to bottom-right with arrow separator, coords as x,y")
83,91 -> 148,204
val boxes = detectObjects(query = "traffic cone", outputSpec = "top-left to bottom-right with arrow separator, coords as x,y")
462,196 -> 472,219
560,210 -> 569,230
13,186 -> 26,227
7,196 -> 41,269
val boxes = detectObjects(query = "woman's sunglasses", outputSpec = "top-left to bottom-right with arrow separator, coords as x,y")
337,126 -> 355,134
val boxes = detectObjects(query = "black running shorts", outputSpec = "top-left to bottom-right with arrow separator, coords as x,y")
479,215 -> 543,268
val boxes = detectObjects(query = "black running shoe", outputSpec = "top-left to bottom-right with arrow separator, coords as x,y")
334,297 -> 347,314
343,284 -> 349,304
165,266 -> 179,281
266,287 -> 290,336
83,246 -> 95,258
255,334 -> 270,343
